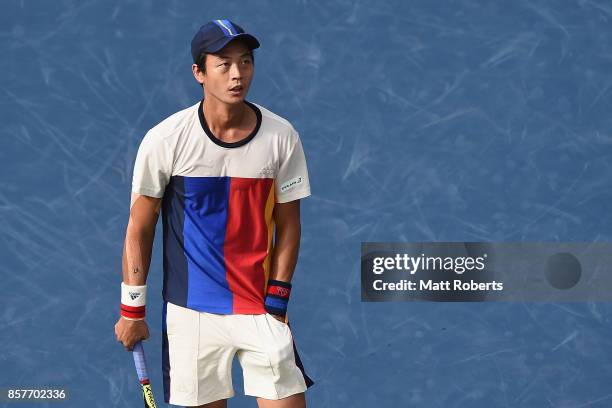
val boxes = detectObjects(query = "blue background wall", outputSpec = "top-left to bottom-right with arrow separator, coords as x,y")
2,1 -> 612,407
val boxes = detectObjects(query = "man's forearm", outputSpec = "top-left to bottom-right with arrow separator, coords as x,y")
270,222 -> 301,283
122,225 -> 156,286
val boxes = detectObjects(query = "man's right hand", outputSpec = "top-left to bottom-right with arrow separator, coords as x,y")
115,317 -> 150,351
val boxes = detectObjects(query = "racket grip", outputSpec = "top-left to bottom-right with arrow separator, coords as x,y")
132,341 -> 150,384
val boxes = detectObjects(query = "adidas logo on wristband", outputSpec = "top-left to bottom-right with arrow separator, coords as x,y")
121,282 -> 147,320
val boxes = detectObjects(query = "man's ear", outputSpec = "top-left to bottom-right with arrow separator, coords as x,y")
192,63 -> 205,86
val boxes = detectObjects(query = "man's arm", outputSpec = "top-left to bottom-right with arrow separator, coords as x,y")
122,193 -> 162,285
115,193 -> 161,351
270,199 -> 301,283
266,200 -> 302,323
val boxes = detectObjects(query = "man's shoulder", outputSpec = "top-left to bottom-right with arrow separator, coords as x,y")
146,101 -> 200,141
251,102 -> 299,138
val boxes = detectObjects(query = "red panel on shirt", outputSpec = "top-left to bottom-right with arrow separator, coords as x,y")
224,177 -> 274,313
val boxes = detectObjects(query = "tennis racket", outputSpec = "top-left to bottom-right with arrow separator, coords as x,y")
132,341 -> 157,408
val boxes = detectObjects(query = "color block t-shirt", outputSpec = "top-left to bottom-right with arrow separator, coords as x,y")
131,99 -> 311,314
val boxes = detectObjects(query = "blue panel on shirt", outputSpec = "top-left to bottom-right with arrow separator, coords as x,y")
183,176 -> 233,313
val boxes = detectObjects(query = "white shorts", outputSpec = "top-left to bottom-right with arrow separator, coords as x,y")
161,301 -> 314,406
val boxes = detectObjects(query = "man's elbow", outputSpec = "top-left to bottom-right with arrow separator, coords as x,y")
273,200 -> 301,227
128,194 -> 162,235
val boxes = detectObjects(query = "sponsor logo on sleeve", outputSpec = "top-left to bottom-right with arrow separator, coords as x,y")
280,176 -> 303,193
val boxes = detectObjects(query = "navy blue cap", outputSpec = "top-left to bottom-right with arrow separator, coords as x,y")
191,19 -> 260,63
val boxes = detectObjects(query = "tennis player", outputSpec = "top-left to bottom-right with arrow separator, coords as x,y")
114,19 -> 314,408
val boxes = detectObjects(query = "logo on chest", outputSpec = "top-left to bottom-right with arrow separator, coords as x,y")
258,164 -> 275,178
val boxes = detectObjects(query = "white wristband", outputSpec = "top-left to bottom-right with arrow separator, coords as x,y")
121,282 -> 147,307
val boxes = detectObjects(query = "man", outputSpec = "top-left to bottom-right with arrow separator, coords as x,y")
114,19 -> 314,408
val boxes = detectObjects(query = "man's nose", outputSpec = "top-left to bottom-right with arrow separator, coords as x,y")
230,62 -> 245,78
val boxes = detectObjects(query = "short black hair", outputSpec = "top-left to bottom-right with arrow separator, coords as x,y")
195,49 -> 255,87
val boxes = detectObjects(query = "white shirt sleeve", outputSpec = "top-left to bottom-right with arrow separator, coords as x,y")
131,130 -> 173,198
275,130 -> 311,203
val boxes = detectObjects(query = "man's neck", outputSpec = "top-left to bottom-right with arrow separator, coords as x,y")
202,96 -> 247,132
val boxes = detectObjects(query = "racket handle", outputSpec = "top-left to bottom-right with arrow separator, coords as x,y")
132,341 -> 150,384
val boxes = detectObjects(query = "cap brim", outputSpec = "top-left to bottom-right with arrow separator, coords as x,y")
208,33 -> 260,53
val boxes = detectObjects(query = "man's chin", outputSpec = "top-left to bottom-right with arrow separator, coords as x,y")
222,94 -> 246,105
204,91 -> 248,105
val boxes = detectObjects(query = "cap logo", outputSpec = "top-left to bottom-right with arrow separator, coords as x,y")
214,19 -> 237,37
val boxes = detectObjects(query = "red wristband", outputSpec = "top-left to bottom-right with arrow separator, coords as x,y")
120,304 -> 146,319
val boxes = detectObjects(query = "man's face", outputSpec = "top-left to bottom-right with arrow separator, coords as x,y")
194,40 -> 254,105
